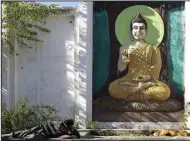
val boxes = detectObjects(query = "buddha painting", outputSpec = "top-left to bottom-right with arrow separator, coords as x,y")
93,4 -> 184,121
108,12 -> 170,101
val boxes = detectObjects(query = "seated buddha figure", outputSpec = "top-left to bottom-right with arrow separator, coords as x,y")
108,13 -> 170,101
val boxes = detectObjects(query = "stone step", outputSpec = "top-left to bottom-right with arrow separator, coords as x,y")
2,130 -> 190,141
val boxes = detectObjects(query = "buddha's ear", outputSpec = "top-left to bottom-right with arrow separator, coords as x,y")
130,30 -> 134,42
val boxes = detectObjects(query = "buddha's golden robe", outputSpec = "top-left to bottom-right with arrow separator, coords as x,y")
108,43 -> 170,101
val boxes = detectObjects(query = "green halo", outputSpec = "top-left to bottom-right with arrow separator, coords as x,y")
115,5 -> 164,47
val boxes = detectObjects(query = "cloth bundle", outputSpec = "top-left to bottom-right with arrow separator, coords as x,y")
3,119 -> 80,140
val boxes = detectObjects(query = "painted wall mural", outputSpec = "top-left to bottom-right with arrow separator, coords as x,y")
93,11 -> 110,94
92,2 -> 185,122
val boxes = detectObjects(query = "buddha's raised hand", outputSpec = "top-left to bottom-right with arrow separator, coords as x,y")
121,48 -> 130,63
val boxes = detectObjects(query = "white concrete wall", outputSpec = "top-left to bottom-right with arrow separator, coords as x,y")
1,41 -> 9,108
1,4 -> 13,110
75,2 -> 93,128
12,15 -> 76,119
184,1 -> 190,129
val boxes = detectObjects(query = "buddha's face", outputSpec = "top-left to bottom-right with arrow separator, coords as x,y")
132,22 -> 147,41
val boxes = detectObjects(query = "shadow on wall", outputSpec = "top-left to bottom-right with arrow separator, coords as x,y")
74,2 -> 89,128
65,40 -> 76,119
1,41 -> 9,109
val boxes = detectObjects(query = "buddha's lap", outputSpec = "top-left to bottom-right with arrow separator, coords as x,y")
109,81 -> 170,101
145,81 -> 170,100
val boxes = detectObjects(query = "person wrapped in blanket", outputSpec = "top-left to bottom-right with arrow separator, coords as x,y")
3,119 -> 80,140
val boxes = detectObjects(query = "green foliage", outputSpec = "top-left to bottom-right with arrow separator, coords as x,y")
180,103 -> 190,130
86,121 -> 99,129
2,1 -> 60,53
86,121 -> 147,136
90,130 -> 146,136
2,97 -> 60,134
180,113 -> 190,130
2,103 -> 12,133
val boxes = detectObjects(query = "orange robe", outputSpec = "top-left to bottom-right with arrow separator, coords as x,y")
109,43 -> 170,101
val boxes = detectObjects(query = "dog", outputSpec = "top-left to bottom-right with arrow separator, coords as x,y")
152,129 -> 189,136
